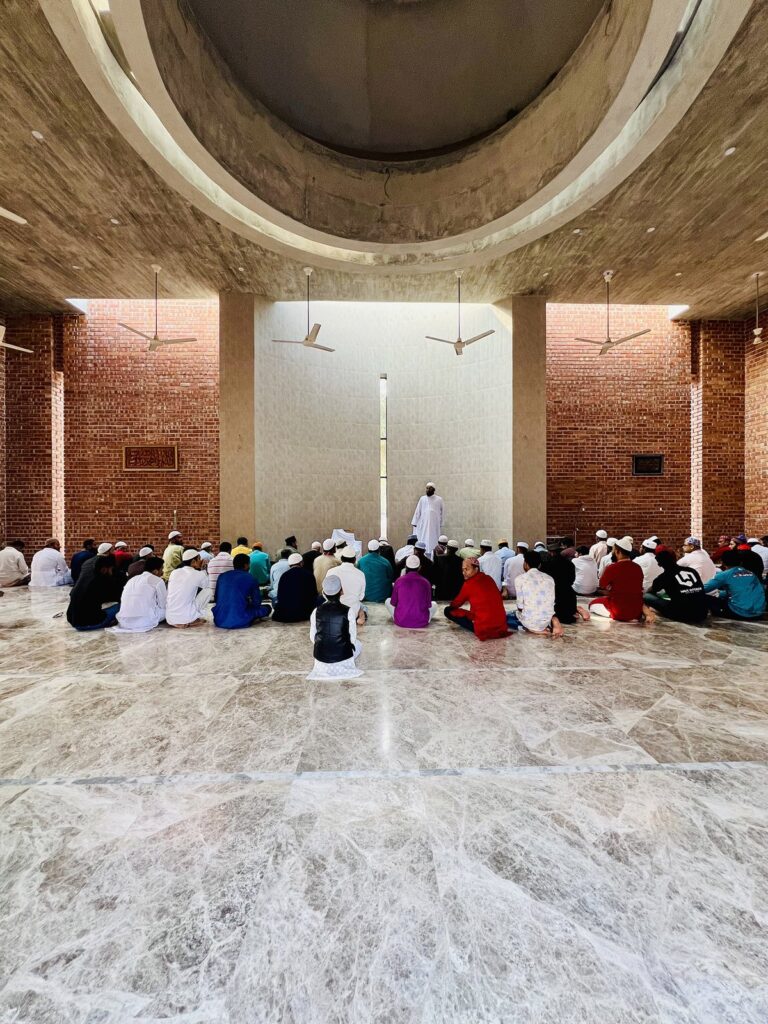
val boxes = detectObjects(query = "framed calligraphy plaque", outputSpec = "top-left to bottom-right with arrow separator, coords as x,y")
123,445 -> 178,472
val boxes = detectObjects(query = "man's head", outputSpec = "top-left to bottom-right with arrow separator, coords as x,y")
368,540 -> 380,553
439,535 -> 449,546
340,546 -> 356,564
464,538 -> 475,549
461,556 -> 480,579
447,540 -> 459,553
683,536 -> 701,553
200,541 -> 213,553
613,537 -> 633,560
641,539 -> 657,554
533,542 -> 547,553
762,536 -> 768,547
95,553 -> 115,575
311,541 -> 322,552
497,539 -> 508,551
280,548 -> 292,561
97,543 -> 113,556
717,534 -> 730,547
233,553 -> 250,571
480,540 -> 492,553
236,536 -> 248,547
115,541 -> 128,551
145,555 -> 164,577
252,541 -> 263,551
523,549 -> 541,571
7,539 -> 24,551
45,538 -> 60,550
219,541 -> 232,554
415,542 -> 427,554
168,530 -> 182,543
747,537 -> 760,547
322,539 -> 335,553
596,530 -> 608,541
181,548 -> 202,570
721,549 -> 740,569
405,554 -> 421,574
139,546 -> 154,558
322,574 -> 342,602
655,550 -> 677,572
285,535 -> 297,549
288,553 -> 303,569
425,482 -> 436,497
407,534 -> 418,546
577,545 -> 590,556
516,541 -> 529,554
561,537 -> 574,548
82,539 -> 95,551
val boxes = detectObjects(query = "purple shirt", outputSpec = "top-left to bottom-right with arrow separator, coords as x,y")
390,572 -> 433,628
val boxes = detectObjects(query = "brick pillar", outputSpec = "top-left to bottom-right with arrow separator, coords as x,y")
690,320 -> 746,549
219,291 -> 256,539
4,315 -> 66,551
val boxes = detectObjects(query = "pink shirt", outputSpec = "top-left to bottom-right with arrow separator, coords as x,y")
390,572 -> 433,628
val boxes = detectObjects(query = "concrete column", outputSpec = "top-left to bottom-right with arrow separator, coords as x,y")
495,295 -> 547,544
219,291 -> 256,540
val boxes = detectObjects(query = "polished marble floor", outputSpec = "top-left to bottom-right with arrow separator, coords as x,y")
1,587 -> 767,1023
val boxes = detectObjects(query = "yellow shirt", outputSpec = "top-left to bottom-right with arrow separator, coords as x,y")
231,545 -> 253,559
162,543 -> 184,582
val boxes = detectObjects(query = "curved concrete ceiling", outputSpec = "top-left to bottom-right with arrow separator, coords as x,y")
184,0 -> 605,157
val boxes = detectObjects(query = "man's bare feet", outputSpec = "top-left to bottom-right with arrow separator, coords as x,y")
576,606 -> 591,622
641,606 -> 656,625
550,616 -> 564,638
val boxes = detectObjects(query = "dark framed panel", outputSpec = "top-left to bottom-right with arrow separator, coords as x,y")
123,445 -> 179,472
632,453 -> 664,477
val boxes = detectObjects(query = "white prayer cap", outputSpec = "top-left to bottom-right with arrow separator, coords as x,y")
650,534 -> 659,541
438,535 -> 448,544
405,554 -> 421,569
288,553 -> 303,566
115,541 -> 127,549
168,530 -> 182,540
341,546 -> 356,559
464,538 -> 475,547
447,540 -> 459,548
322,539 -> 335,552
181,549 -> 200,562
323,574 -> 342,596
200,541 -> 213,550
534,541 -> 547,551
614,536 -> 633,553
368,540 -> 380,551
606,537 -> 617,547
139,546 -> 153,558
641,538 -> 657,551
516,540 -> 529,549
426,481 -> 436,488
747,537 -> 760,544
596,530 -> 608,540
97,542 -> 113,555
311,541 -> 322,551
415,541 -> 427,551
480,539 -> 492,548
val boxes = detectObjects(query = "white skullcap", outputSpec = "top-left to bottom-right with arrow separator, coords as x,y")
341,546 -> 356,559
288,552 -> 303,566
596,530 -> 608,540
607,537 -> 617,547
311,541 -> 322,550
115,541 -> 127,549
139,546 -> 153,558
650,535 -> 659,541
322,539 -> 335,551
464,538 -> 475,547
405,554 -> 421,569
168,530 -> 181,540
181,549 -> 200,562
323,574 -> 342,596
516,540 -> 529,549
747,537 -> 760,544
200,541 -> 213,550
641,539 -> 657,551
447,539 -> 459,548
97,543 -> 113,555
368,539 -> 380,551
438,535 -> 448,544
480,539 -> 492,548
614,536 -> 633,553
426,481 -> 436,488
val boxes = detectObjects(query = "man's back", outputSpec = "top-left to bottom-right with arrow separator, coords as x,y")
249,549 -> 270,584
572,555 -> 598,595
0,546 -> 28,587
515,568 -> 555,632
453,572 -> 508,640
359,552 -> 393,602
706,566 -> 766,618
213,569 -> 260,627
391,572 -> 433,628
599,559 -> 644,620
327,562 -> 366,607
479,551 -> 503,590
313,554 -> 340,592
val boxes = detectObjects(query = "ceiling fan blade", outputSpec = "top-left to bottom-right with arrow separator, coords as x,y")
0,340 -> 34,353
575,337 -> 605,346
272,339 -> 302,344
426,336 -> 454,344
154,337 -> 197,345
311,343 -> 335,352
463,329 -> 495,346
612,328 -> 652,345
118,322 -> 153,341
308,323 -> 321,342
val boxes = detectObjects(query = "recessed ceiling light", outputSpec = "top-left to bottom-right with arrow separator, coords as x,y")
572,228 -> 582,235
646,226 -> 656,233
675,272 -> 683,277
31,130 -> 45,142
238,266 -> 245,272
755,229 -> 768,242
724,146 -> 736,156
71,265 -> 81,270
542,272 -> 549,278
109,217 -> 120,225
0,206 -> 27,225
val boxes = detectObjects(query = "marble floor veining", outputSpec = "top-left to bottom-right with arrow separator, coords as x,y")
1,588 -> 767,1022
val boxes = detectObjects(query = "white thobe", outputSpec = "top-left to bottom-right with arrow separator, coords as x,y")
326,563 -> 367,611
116,572 -> 167,632
635,552 -> 663,592
598,553 -> 614,578
30,547 -> 70,587
331,529 -> 362,558
411,494 -> 444,560
165,566 -> 209,625
394,544 -> 414,563
502,553 -> 525,597
479,551 -> 503,590
589,541 -> 608,565
0,546 -> 29,586
572,555 -> 599,595
677,549 -> 717,584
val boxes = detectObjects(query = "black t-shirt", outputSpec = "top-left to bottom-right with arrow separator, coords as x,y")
651,565 -> 707,617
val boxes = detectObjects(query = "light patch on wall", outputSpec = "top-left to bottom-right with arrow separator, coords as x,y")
668,304 -> 690,319
380,374 -> 388,540
66,298 -> 90,313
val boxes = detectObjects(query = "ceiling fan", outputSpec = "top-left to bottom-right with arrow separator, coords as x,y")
752,272 -> 763,343
272,267 -> 334,352
0,323 -> 33,354
427,270 -> 495,355
576,270 -> 651,355
119,265 -> 197,352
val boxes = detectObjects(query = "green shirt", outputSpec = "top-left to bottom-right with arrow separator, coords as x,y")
358,551 -> 394,602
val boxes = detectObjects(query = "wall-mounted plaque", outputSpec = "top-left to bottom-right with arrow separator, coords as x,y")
123,445 -> 178,471
632,453 -> 664,476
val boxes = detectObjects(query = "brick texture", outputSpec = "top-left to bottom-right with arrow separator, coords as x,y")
745,307 -> 768,537
546,303 -> 692,546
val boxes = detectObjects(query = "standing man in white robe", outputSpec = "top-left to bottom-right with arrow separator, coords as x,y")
411,482 -> 444,561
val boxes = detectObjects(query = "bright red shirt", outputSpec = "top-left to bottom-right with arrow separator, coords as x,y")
450,572 -> 509,640
598,559 -> 644,621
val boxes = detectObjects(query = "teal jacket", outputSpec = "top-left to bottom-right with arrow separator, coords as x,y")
704,566 -> 766,618
249,549 -> 271,585
358,552 -> 394,602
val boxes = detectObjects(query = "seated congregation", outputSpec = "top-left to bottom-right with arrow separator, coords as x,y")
0,526 -> 766,680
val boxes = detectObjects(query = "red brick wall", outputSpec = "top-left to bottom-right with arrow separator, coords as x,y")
691,320 -> 746,548
62,299 -> 219,553
546,303 -> 693,546
745,307 -> 768,536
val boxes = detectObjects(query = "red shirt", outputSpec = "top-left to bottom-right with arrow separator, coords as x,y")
450,572 -> 509,640
113,549 -> 132,571
598,559 -> 644,621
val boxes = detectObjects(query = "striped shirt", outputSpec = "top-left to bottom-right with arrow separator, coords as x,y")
206,551 -> 234,598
